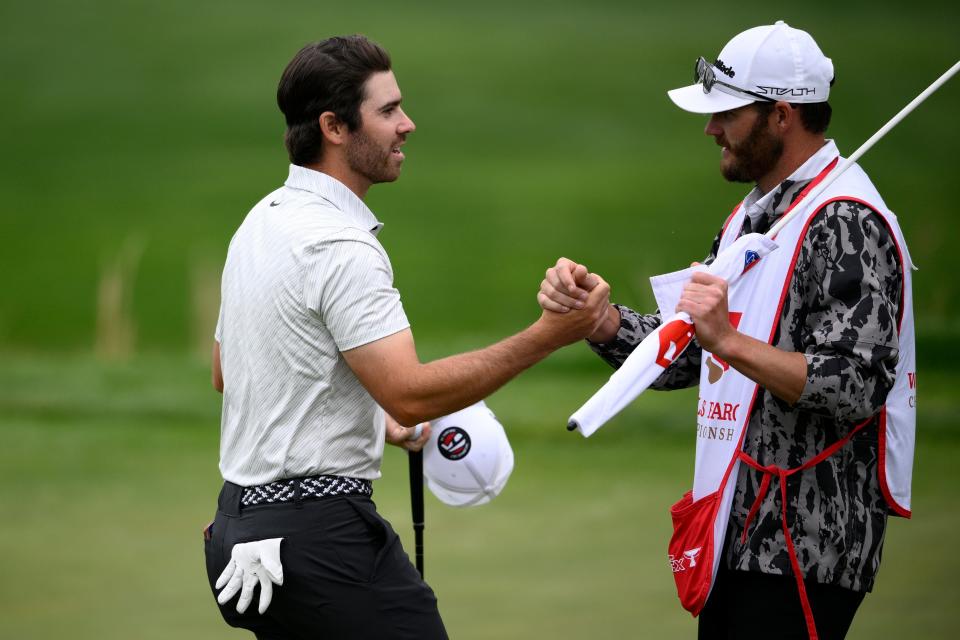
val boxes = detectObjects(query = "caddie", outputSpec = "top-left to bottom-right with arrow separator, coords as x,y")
538,21 -> 915,640
204,35 -> 609,639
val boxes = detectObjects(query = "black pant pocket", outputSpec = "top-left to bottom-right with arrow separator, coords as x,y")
203,512 -> 227,594
345,498 -> 400,581
316,498 -> 391,583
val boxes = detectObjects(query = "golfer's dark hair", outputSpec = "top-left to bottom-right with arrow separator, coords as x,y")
277,35 -> 392,165
752,100 -> 832,134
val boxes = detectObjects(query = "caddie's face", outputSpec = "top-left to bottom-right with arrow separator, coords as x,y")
345,70 -> 416,185
705,104 -> 783,184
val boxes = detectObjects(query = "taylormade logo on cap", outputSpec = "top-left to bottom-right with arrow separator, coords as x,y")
668,21 -> 834,114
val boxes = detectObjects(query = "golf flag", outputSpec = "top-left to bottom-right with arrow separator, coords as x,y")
567,232 -> 778,437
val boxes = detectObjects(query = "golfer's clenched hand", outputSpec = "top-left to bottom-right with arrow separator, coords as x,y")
538,257 -> 600,313
538,257 -> 620,344
385,414 -> 431,452
534,274 -> 611,347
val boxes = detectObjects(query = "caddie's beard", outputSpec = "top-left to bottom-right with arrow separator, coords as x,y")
720,113 -> 784,184
346,127 -> 401,184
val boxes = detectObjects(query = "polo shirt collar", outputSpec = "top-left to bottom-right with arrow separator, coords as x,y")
284,164 -> 385,236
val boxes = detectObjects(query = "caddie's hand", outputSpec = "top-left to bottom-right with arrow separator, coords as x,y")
538,274 -> 611,347
538,257 -> 600,313
385,414 -> 432,452
675,271 -> 735,356
215,538 -> 284,615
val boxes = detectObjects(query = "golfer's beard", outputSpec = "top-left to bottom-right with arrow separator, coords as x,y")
346,129 -> 398,184
721,119 -> 784,184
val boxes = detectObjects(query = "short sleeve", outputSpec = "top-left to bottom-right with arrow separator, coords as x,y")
302,234 -> 410,351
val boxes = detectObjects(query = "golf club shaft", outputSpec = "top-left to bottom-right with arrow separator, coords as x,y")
767,59 -> 960,238
408,449 -> 425,577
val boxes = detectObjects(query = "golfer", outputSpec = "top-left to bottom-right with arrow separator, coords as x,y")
204,35 -> 609,639
540,22 -> 915,640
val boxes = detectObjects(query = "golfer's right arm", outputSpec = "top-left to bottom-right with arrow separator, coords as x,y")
341,283 -> 610,427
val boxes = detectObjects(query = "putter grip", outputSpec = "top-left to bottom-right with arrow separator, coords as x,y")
408,450 -> 425,577
409,450 -> 424,522
408,423 -> 424,441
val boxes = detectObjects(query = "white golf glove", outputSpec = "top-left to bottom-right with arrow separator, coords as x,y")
215,538 -> 284,614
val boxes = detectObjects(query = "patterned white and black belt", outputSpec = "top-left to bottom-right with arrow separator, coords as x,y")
241,475 -> 372,507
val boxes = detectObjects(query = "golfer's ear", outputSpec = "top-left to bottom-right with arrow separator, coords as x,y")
318,111 -> 347,146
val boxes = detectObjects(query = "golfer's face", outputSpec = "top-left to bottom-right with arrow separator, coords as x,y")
348,71 -> 416,183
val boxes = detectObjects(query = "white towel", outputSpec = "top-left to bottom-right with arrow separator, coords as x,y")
568,233 -> 778,437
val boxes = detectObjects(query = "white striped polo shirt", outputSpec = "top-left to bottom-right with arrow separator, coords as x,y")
215,165 -> 410,486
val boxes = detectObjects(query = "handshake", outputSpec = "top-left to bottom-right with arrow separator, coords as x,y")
535,257 -> 619,346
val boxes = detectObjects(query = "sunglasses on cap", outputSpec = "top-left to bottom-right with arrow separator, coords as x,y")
695,56 -> 775,103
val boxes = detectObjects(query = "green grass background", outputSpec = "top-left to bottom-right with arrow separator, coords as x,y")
1,0 -> 958,637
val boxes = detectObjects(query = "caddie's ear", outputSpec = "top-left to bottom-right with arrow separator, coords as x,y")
318,111 -> 347,146
772,101 -> 795,130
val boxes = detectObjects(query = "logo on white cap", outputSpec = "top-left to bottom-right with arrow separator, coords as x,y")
437,426 -> 471,460
668,21 -> 834,114
423,401 -> 514,508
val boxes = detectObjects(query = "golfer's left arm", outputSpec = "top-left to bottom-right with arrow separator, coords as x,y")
212,341 -> 224,393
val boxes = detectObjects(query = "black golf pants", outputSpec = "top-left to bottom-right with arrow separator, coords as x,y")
204,482 -> 448,640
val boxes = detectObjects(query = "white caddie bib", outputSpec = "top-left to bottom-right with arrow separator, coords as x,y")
664,154 -> 916,640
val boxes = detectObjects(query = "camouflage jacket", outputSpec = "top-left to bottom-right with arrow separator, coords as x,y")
590,162 -> 903,593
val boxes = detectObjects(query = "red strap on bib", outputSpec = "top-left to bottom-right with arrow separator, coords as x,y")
736,416 -> 871,640
768,157 -> 839,241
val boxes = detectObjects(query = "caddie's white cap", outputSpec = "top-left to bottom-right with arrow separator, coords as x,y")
423,400 -> 514,508
668,21 -> 834,114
